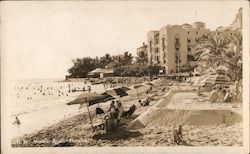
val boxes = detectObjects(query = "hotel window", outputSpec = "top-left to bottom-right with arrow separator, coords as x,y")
156,56 -> 160,63
187,39 -> 191,43
188,47 -> 191,52
188,55 -> 194,61
155,38 -> 159,44
175,38 -> 180,44
155,48 -> 159,53
187,31 -> 190,34
162,38 -> 166,51
196,31 -> 198,34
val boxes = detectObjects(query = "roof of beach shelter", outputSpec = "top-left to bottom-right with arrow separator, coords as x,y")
88,68 -> 114,74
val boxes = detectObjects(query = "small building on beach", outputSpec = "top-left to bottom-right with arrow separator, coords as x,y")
87,68 -> 114,78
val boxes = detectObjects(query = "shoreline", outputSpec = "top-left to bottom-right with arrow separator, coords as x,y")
11,84 -> 243,147
10,78 -> 243,147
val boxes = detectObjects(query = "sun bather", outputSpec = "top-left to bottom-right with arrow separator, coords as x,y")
122,104 -> 136,118
140,96 -> 150,106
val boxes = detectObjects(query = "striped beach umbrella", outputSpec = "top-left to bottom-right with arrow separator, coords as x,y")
203,74 -> 232,85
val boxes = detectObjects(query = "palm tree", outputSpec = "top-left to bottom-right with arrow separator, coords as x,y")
136,50 -> 148,65
100,53 -> 113,68
122,51 -> 133,65
194,31 -> 242,81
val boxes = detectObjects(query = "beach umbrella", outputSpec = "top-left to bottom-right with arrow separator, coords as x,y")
66,92 -> 104,105
130,84 -> 144,89
104,87 -> 128,98
66,91 -> 115,131
143,81 -> 154,86
150,79 -> 163,87
215,65 -> 229,71
67,92 -> 115,106
129,84 -> 143,100
111,85 -> 131,92
215,65 -> 229,74
129,84 -> 151,100
192,74 -> 210,87
66,92 -> 103,131
88,92 -> 115,106
202,74 -> 232,85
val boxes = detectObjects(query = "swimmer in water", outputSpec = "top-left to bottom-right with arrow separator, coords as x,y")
13,117 -> 21,125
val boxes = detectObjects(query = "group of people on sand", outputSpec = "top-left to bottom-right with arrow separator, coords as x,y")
103,100 -> 136,132
109,100 -> 124,122
105,76 -> 150,86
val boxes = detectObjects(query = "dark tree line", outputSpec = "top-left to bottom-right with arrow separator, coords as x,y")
68,51 -> 142,77
67,49 -> 164,77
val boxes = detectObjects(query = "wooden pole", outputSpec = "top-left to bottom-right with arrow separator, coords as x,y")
85,99 -> 94,131
173,129 -> 178,143
178,125 -> 182,136
136,88 -> 140,100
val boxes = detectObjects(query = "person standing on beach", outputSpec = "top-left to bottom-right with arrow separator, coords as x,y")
117,102 -> 124,122
197,86 -> 201,96
88,85 -> 91,92
68,83 -> 71,93
109,101 -> 116,112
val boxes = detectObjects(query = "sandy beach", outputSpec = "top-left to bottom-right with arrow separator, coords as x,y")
11,79 -> 243,147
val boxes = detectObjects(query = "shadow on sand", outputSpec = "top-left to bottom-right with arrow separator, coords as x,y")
92,126 -> 143,141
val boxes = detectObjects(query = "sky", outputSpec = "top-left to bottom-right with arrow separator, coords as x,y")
1,1 -> 245,80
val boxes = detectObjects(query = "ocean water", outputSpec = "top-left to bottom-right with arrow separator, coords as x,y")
10,79 -> 105,138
